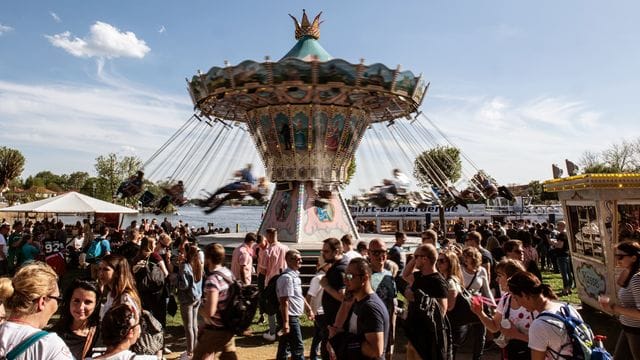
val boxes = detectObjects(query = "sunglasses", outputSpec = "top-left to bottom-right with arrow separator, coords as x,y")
436,258 -> 447,263
343,273 -> 364,281
616,253 -> 632,260
47,294 -> 64,303
370,250 -> 387,256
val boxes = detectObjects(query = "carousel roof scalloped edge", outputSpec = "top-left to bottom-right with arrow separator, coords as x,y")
187,12 -> 428,123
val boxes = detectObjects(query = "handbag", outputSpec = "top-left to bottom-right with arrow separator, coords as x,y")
131,310 -> 164,355
503,295 -> 532,360
167,294 -> 178,317
447,273 -> 479,327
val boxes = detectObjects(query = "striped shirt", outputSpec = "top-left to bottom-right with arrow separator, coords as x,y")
619,271 -> 640,328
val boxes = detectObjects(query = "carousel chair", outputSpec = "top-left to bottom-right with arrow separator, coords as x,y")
154,181 -> 187,214
116,171 -> 145,199
199,177 -> 269,215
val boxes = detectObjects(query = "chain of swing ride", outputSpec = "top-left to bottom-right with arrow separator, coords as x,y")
142,114 -> 260,199
142,107 -> 495,205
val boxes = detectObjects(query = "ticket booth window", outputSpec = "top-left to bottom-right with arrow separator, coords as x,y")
566,205 -> 603,260
403,219 -> 421,234
380,220 -> 399,233
617,203 -> 640,241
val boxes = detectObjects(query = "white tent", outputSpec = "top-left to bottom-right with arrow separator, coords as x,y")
0,191 -> 138,214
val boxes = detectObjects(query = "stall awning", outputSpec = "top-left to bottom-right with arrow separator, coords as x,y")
0,191 -> 138,214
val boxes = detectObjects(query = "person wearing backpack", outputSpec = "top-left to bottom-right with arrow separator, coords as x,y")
402,244 -> 451,360
0,262 -> 73,359
176,244 -> 204,360
86,225 -> 111,280
193,243 -> 238,360
132,237 -> 169,330
508,270 -> 584,359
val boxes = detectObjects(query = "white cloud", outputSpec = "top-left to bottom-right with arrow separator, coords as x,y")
158,25 -> 166,34
0,23 -> 13,36
45,21 -> 150,59
0,75 -> 192,177
50,12 -> 61,23
345,93 -> 622,196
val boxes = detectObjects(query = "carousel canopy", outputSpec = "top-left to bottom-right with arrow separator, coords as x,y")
0,191 -> 138,214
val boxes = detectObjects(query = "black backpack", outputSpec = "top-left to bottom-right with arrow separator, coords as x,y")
262,273 -> 283,316
214,270 -> 260,335
403,289 -> 453,360
133,258 -> 166,294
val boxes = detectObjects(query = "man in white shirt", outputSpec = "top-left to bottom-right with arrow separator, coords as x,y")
341,234 -> 362,261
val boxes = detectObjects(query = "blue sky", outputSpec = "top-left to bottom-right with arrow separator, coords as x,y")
1,1 -> 639,196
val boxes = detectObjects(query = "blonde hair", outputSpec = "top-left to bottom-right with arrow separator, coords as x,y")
5,262 -> 58,316
462,247 -> 482,270
0,278 -> 13,302
440,250 -> 463,285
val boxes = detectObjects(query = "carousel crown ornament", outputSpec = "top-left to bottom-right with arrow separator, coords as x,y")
289,9 -> 322,40
187,11 -> 428,242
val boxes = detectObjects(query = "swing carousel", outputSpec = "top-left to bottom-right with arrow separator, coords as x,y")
138,11 -> 514,242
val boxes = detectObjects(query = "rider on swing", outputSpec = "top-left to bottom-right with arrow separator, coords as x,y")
200,164 -> 267,214
154,180 -> 187,214
116,170 -> 145,198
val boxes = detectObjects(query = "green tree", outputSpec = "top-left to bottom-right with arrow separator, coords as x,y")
339,158 -> 357,189
64,171 -> 90,191
0,146 -> 25,194
413,146 -> 462,188
94,153 -> 143,201
579,138 -> 640,174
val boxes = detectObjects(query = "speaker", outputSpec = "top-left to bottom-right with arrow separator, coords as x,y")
548,213 -> 556,224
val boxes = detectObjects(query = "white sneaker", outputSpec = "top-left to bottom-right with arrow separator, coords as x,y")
262,332 -> 276,342
163,347 -> 172,354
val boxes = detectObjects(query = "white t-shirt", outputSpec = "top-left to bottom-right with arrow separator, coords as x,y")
307,272 -> 325,315
0,322 -> 73,359
0,233 -> 7,256
343,250 -> 362,262
529,302 -> 582,359
496,293 -> 534,335
99,292 -> 140,320
462,267 -> 494,304
86,349 -> 157,359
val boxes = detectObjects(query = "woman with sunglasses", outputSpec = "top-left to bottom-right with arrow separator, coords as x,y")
599,240 -> 640,359
471,259 -> 530,360
0,262 -> 73,359
92,303 -> 156,359
98,254 -> 142,320
52,279 -> 101,360
461,246 -> 495,360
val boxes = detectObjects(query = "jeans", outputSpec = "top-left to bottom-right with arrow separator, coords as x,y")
453,323 -> 485,360
180,300 -> 200,353
310,314 -> 326,360
557,256 -> 573,289
277,315 -> 304,360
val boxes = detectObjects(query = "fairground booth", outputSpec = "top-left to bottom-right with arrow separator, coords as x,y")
544,173 -> 640,312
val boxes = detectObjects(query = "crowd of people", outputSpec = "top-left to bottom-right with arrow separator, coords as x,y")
0,216 -> 636,359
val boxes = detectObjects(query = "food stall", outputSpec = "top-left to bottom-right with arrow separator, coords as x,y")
544,173 -> 640,312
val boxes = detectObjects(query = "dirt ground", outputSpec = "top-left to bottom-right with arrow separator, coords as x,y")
163,321 -> 502,360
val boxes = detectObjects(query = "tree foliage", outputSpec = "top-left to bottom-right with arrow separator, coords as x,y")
579,138 -> 640,174
413,146 -> 462,188
94,153 -> 143,200
0,146 -> 25,193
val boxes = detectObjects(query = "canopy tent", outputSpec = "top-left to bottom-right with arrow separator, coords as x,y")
0,191 -> 138,214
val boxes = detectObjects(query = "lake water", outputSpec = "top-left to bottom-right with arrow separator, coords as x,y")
122,205 -> 264,232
